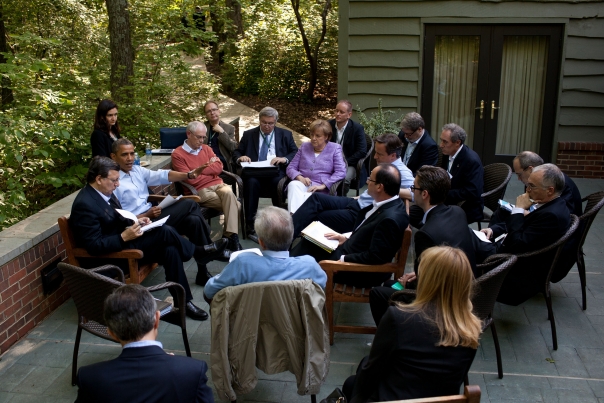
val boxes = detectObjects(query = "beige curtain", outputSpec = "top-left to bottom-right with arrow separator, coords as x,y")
431,36 -> 480,147
496,36 -> 549,155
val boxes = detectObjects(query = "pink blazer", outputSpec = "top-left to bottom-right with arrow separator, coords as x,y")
286,142 -> 346,191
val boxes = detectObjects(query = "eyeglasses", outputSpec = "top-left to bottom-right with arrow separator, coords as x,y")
260,120 -> 276,127
205,108 -> 219,114
105,177 -> 120,184
366,178 -> 377,183
526,183 -> 550,190
410,185 -> 424,192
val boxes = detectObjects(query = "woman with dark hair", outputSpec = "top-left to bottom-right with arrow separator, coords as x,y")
342,246 -> 482,402
91,99 -> 121,158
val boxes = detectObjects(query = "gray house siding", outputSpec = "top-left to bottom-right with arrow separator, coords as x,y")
339,1 -> 604,148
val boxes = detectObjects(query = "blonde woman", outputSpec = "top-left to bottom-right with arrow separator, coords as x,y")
342,246 -> 482,402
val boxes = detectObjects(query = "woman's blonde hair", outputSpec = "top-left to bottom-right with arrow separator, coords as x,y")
396,246 -> 481,348
309,119 -> 333,141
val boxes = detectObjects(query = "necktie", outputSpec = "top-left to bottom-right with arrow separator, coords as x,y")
403,143 -> 416,165
109,193 -> 122,209
259,134 -> 269,161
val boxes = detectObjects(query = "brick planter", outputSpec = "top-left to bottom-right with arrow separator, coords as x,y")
556,142 -> 604,179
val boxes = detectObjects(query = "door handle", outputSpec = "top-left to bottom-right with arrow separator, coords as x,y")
475,100 -> 484,120
491,100 -> 500,119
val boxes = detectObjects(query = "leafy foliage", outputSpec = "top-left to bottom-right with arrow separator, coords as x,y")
355,99 -> 403,138
0,0 -> 219,230
220,0 -> 338,101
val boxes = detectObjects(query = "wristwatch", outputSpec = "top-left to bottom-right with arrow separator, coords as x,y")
187,171 -> 193,179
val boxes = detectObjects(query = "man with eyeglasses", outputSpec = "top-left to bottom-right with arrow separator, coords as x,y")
368,165 -> 477,326
203,101 -> 237,172
69,157 -> 221,321
172,121 -> 242,256
480,163 -> 571,306
397,112 -> 438,176
233,106 -> 298,242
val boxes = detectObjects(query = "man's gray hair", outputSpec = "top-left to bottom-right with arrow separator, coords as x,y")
186,121 -> 205,134
111,137 -> 133,155
442,123 -> 467,144
104,284 -> 157,342
259,107 -> 279,121
400,112 -> 425,132
532,163 -> 565,196
515,151 -> 544,170
254,206 -> 293,251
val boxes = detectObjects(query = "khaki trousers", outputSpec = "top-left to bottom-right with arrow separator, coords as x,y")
197,183 -> 240,235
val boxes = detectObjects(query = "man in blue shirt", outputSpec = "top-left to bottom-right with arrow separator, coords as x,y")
291,133 -> 413,237
76,284 -> 214,403
203,206 -> 327,301
111,138 -> 230,286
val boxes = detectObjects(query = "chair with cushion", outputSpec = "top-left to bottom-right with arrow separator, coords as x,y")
58,262 -> 191,385
348,134 -> 374,196
574,191 -> 604,310
173,168 -> 246,239
483,214 -> 580,350
319,226 -> 413,345
477,163 -> 512,229
382,385 -> 481,403
58,216 -> 157,284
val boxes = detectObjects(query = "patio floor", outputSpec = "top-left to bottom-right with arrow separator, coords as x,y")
1,178 -> 604,403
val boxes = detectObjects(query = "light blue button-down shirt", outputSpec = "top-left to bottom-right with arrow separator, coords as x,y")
357,157 -> 414,208
113,166 -> 171,216
123,340 -> 163,349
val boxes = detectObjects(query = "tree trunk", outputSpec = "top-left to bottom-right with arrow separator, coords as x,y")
291,0 -> 331,101
225,0 -> 243,38
0,7 -> 14,106
105,0 -> 134,102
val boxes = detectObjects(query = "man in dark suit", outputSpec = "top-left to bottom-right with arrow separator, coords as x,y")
439,123 -> 484,223
481,164 -> 571,305
291,163 -> 409,287
398,112 -> 438,175
487,151 -> 581,282
203,101 -> 238,172
369,165 -> 478,325
70,157 -> 221,320
328,100 -> 367,193
233,107 -> 298,241
76,284 -> 213,403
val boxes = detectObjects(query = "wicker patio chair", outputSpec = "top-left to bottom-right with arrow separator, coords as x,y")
58,263 -> 191,385
478,163 -> 512,229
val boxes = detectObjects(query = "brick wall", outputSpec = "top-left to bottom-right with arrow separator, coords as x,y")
556,142 -> 604,179
0,232 -> 69,353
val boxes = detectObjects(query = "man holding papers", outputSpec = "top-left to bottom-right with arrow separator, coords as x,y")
232,107 -> 298,242
111,138 -> 229,286
203,207 -> 326,301
70,156 -> 223,320
291,163 -> 409,287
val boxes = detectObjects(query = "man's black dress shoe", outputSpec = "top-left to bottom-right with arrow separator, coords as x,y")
194,238 -> 228,265
247,230 -> 259,244
186,301 -> 209,321
227,234 -> 242,251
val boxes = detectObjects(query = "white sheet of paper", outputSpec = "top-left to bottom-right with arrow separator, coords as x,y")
241,160 -> 274,168
473,229 -> 492,243
115,209 -> 169,233
158,194 -> 182,209
115,208 -> 137,222
229,248 -> 263,262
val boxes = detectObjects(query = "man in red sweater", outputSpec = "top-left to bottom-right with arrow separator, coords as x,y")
172,121 -> 242,256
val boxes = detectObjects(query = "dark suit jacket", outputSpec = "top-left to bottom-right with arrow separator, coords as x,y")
440,145 -> 484,223
69,184 -> 134,255
414,204 -> 478,277
496,196 -> 571,305
328,118 -> 367,168
76,345 -> 213,403
232,126 -> 298,173
338,197 -> 409,265
350,307 -> 476,403
91,129 -> 120,158
398,131 -> 439,175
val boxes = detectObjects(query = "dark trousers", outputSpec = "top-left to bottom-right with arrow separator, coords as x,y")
342,356 -> 370,402
290,238 -> 391,288
243,174 -> 284,228
128,225 -> 195,302
158,198 -> 211,246
292,193 -> 361,238
369,281 -> 415,326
